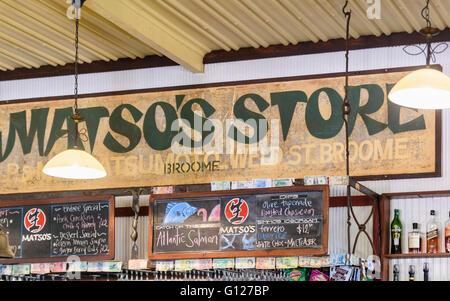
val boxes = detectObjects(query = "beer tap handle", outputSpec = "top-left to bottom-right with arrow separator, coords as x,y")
423,263 -> 429,281
409,265 -> 415,281
393,264 -> 399,281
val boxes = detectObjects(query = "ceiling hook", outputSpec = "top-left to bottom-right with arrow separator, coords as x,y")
342,0 -> 351,17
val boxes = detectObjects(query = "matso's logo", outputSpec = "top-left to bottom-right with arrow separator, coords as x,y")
224,198 -> 249,225
24,208 -> 46,233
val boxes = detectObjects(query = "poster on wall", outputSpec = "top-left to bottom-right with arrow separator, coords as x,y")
0,66 -> 440,194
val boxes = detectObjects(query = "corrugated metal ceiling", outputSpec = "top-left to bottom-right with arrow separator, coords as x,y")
0,0 -> 449,73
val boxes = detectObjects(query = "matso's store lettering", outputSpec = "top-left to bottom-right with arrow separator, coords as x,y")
0,67 -> 439,193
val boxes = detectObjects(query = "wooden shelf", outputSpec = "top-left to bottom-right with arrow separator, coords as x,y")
379,191 -> 450,280
382,190 -> 450,200
384,253 -> 450,259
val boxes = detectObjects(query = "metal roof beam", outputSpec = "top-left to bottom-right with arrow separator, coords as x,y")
85,0 -> 204,73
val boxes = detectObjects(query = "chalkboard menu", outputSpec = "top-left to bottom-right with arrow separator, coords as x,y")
149,186 -> 328,260
0,195 -> 114,263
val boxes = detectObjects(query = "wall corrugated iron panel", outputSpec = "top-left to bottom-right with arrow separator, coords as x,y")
1,45 -> 449,277
328,207 -> 374,259
115,216 -> 148,263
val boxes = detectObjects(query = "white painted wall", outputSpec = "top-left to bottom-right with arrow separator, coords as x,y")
1,44 -> 449,279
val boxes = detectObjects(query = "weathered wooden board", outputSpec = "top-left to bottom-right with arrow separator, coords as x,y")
0,66 -> 440,194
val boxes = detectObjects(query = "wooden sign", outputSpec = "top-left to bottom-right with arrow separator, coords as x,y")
148,186 -> 329,260
0,66 -> 440,194
0,195 -> 114,263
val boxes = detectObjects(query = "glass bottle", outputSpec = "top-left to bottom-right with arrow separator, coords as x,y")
390,209 -> 402,254
408,223 -> 421,253
426,210 -> 440,253
445,211 -> 450,253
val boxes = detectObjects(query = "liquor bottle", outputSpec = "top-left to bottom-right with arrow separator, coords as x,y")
426,210 -> 440,253
408,223 -> 421,253
391,209 -> 402,254
445,211 -> 450,253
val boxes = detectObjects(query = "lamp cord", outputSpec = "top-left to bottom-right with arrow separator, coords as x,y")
421,0 -> 432,29
422,0 -> 433,65
56,5 -> 88,146
72,6 -> 82,149
74,15 -> 79,116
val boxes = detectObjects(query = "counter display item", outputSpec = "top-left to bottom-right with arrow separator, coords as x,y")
0,253 -> 368,281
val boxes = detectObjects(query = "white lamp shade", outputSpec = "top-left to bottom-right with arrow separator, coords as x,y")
388,68 -> 450,109
43,149 -> 107,179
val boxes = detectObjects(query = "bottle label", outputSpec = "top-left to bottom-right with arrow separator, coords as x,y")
408,235 -> 420,249
427,229 -> 438,240
392,228 -> 401,246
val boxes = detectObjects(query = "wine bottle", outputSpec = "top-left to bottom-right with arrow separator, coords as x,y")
391,209 -> 402,254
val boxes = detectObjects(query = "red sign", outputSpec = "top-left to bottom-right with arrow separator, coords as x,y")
224,198 -> 249,225
24,208 -> 46,233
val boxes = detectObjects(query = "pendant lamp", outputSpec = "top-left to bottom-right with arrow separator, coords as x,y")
388,0 -> 450,109
43,1 -> 106,180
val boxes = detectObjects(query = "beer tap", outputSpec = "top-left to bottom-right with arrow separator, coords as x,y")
423,263 -> 429,281
408,265 -> 415,281
393,264 -> 399,281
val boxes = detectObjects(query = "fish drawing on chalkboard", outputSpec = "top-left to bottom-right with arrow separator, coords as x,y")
242,233 -> 255,250
163,202 -> 198,224
197,204 -> 221,222
208,204 -> 220,221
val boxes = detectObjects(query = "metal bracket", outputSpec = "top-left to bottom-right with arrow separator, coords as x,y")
349,179 -> 380,202
347,179 -> 382,257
